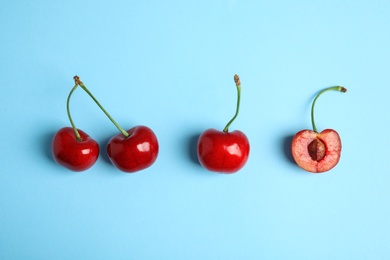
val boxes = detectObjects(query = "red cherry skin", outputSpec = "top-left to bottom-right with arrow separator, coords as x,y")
197,128 -> 250,174
107,125 -> 159,173
291,129 -> 341,173
52,127 -> 100,172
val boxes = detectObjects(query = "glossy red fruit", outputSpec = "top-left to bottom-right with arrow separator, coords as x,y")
291,129 -> 341,173
197,128 -> 250,174
197,74 -> 249,174
52,127 -> 99,171
107,125 -> 159,173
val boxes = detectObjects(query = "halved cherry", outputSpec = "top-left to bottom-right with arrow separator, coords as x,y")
291,86 -> 347,173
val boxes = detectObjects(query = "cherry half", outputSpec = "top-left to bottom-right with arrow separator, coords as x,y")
197,75 -> 250,174
52,78 -> 100,171
291,86 -> 347,173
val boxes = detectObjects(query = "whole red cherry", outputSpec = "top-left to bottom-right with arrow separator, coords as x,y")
51,76 -> 101,171
197,128 -> 249,173
197,74 -> 250,174
52,127 -> 99,171
291,86 -> 347,173
107,125 -> 159,173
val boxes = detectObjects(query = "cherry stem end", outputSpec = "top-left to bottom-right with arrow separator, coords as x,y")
311,86 -> 347,133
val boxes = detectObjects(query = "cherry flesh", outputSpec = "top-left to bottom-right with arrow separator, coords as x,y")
107,125 -> 159,173
52,127 -> 99,171
291,129 -> 341,173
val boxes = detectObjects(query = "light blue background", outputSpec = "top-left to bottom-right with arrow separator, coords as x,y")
1,0 -> 390,259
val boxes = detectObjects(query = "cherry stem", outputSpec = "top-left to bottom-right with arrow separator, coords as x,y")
311,86 -> 347,133
223,74 -> 241,133
67,83 -> 82,141
72,76 -> 130,138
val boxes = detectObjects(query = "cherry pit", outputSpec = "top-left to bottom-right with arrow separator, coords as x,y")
52,76 -> 159,173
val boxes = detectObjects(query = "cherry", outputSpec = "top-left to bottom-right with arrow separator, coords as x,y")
72,76 -> 159,173
291,86 -> 347,173
197,75 -> 250,174
52,78 -> 100,171
52,127 -> 99,171
107,125 -> 159,173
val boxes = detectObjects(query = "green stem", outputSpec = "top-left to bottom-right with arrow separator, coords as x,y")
311,86 -> 347,133
67,84 -> 82,141
223,74 -> 242,133
73,76 -> 130,138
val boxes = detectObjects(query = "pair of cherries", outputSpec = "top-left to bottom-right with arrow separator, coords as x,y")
52,76 -> 159,172
52,75 -> 347,174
